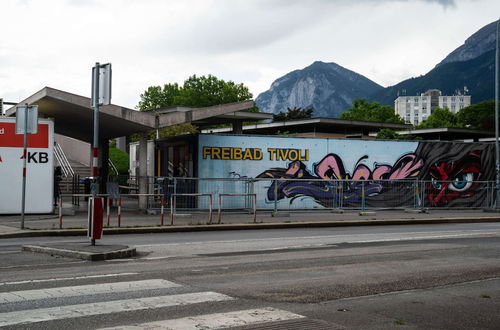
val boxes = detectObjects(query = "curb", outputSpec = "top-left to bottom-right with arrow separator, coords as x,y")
22,244 -> 136,261
2,216 -> 500,239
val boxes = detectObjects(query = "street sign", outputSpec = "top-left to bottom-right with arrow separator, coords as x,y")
15,105 -> 38,134
91,63 -> 112,107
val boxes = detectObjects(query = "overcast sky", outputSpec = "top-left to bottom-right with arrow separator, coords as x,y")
1,0 -> 499,110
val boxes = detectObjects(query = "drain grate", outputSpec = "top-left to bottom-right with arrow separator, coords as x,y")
230,318 -> 345,330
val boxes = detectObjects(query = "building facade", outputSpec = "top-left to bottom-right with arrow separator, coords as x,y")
394,89 -> 471,125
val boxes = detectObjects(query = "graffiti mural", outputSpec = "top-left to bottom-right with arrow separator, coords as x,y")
415,142 -> 494,207
197,134 -> 495,208
256,142 -> 494,208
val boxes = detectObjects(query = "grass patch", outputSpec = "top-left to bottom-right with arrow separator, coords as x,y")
394,319 -> 405,325
481,294 -> 491,298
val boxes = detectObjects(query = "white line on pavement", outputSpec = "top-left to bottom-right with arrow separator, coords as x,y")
0,279 -> 180,303
0,272 -> 139,286
0,292 -> 234,327
98,307 -> 305,330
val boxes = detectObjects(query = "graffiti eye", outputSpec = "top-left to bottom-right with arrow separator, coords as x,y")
448,173 -> 474,192
431,178 -> 442,190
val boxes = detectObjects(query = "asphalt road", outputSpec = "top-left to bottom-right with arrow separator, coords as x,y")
1,222 -> 500,329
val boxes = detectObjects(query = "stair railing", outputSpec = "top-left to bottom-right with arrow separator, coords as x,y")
109,159 -> 119,176
53,142 -> 75,177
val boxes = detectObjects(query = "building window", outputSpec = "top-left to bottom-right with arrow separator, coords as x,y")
414,97 -> 419,103
414,119 -> 419,125
443,97 -> 447,102
451,97 -> 455,102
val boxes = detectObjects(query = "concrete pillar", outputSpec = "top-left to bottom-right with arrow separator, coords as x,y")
232,120 -> 243,134
116,136 -> 127,153
138,132 -> 148,210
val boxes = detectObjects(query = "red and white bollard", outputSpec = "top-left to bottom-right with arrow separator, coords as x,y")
58,197 -> 63,229
88,197 -> 104,245
117,197 -> 122,227
160,197 -> 165,226
106,198 -> 111,227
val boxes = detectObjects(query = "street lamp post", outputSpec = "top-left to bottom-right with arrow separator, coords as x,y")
496,18 -> 500,208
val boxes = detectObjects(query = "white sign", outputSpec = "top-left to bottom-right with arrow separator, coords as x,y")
91,63 -> 112,106
0,117 -> 54,214
15,105 -> 39,134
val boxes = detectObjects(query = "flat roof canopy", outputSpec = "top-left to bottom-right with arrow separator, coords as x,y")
395,127 -> 494,141
203,117 -> 412,135
5,87 -> 256,143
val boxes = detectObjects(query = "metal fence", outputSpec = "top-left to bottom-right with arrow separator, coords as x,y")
103,176 -> 497,211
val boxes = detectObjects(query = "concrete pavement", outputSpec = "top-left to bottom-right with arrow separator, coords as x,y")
1,203 -> 500,239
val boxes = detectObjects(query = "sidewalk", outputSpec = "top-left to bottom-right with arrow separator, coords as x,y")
1,201 -> 500,239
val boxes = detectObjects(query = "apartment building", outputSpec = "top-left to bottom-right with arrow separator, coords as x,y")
394,89 -> 471,125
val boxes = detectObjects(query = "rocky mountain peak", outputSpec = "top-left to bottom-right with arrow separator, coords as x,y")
255,61 -> 383,118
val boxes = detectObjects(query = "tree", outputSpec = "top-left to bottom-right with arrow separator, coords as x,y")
273,107 -> 313,122
456,100 -> 495,131
136,74 -> 255,137
416,107 -> 462,129
137,83 -> 181,110
138,74 -> 253,111
340,99 -> 404,124
173,75 -> 253,108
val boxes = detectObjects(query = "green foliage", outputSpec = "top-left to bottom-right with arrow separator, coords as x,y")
456,100 -> 495,130
173,74 -> 253,107
109,147 -> 129,175
416,107 -> 462,129
340,99 -> 404,124
138,74 -> 253,111
137,83 -> 181,110
136,74 -> 255,139
273,107 -> 314,121
376,128 -> 421,140
153,123 -> 199,139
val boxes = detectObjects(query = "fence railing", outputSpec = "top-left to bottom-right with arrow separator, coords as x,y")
102,176 -> 497,211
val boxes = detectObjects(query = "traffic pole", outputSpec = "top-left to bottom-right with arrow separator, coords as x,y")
20,106 -> 28,229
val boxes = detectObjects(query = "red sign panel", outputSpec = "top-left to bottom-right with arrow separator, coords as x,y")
0,122 -> 49,148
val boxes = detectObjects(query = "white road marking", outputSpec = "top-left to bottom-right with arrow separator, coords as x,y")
99,307 -> 305,330
135,229 -> 500,257
0,272 -> 138,286
0,279 -> 180,303
0,292 -> 234,327
0,261 -> 85,269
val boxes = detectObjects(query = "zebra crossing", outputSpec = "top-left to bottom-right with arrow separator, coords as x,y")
0,273 -> 308,329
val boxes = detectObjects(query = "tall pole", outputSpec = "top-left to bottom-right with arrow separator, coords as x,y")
92,62 -> 100,185
20,105 -> 29,229
495,19 -> 500,208
91,63 -> 100,245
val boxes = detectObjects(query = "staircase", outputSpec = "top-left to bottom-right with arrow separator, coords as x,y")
57,159 -> 90,194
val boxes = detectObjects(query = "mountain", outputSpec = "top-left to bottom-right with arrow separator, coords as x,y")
369,21 -> 498,106
255,61 -> 383,118
436,21 -> 497,67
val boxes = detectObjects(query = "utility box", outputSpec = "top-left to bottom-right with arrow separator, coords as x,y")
0,117 -> 54,214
